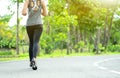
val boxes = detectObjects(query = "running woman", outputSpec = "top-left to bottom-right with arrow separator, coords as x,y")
22,0 -> 47,70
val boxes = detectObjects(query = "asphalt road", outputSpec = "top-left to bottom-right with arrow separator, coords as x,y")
0,55 -> 120,78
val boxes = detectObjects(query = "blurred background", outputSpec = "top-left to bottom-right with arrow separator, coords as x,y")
0,0 -> 120,60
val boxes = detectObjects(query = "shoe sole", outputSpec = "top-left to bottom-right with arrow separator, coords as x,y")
31,61 -> 37,70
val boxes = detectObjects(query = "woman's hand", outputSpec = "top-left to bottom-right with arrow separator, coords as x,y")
22,9 -> 27,16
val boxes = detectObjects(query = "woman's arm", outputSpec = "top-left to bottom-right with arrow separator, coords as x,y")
41,0 -> 47,16
22,0 -> 29,16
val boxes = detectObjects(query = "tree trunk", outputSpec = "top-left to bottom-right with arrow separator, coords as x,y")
103,13 -> 108,48
103,10 -> 114,48
83,30 -> 87,52
67,26 -> 70,55
67,25 -> 75,54
80,31 -> 83,53
94,28 -> 101,54
75,26 -> 80,53
46,12 -> 51,34
107,12 -> 114,44
16,0 -> 19,55
89,34 -> 93,52
70,25 -> 73,54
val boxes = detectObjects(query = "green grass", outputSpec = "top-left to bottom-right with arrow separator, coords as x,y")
0,49 -> 120,61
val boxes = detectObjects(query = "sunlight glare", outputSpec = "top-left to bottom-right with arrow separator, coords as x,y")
99,0 -> 116,5
0,0 -> 10,16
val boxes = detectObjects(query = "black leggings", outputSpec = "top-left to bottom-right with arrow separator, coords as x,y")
26,24 -> 43,61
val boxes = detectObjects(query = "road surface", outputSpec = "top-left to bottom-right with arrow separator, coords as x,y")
0,55 -> 120,78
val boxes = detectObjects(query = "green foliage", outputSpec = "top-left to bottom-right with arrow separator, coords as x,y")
74,41 -> 85,49
98,43 -> 105,51
0,49 -> 15,56
1,0 -> 120,56
48,0 -> 66,15
0,32 -> 16,49
0,15 -> 16,49
107,45 -> 120,52
110,31 -> 120,45
0,15 -> 12,22
40,35 -> 54,54
11,0 -> 23,3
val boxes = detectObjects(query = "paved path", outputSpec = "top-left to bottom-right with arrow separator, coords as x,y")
0,55 -> 120,78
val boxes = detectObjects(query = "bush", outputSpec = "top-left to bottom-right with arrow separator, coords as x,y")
41,35 -> 54,54
0,37 -> 16,49
0,50 -> 14,56
107,45 -> 120,52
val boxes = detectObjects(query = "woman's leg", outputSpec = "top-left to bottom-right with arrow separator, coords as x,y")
33,25 -> 43,59
26,26 -> 34,62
